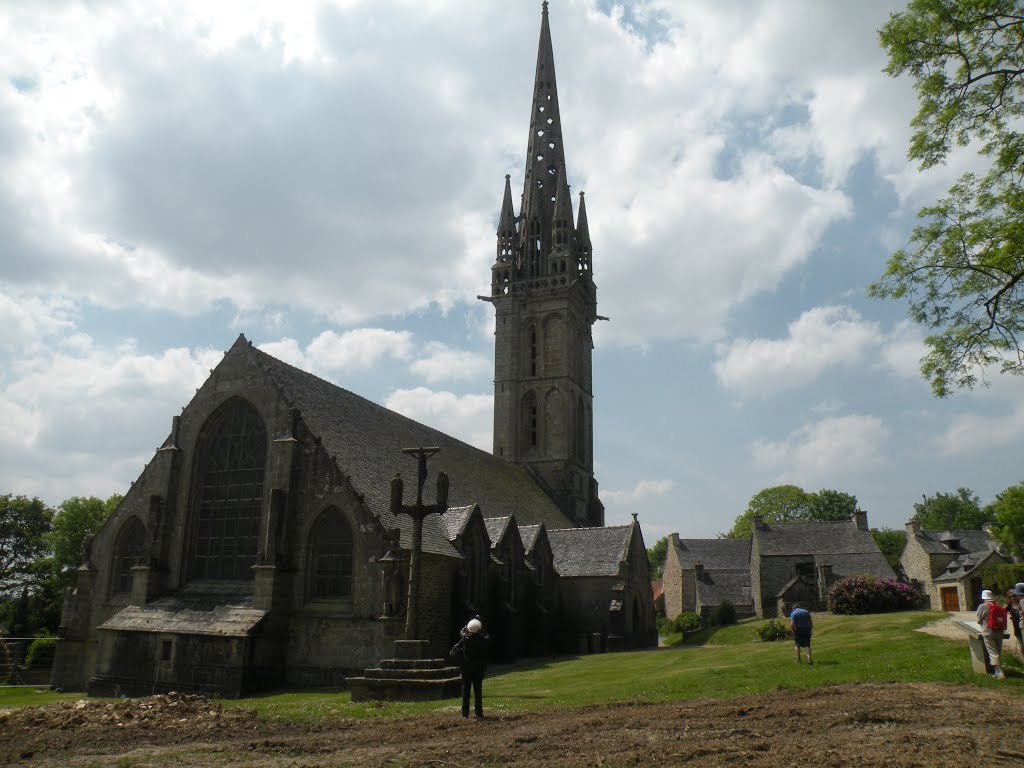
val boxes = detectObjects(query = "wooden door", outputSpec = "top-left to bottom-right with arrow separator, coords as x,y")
941,587 -> 960,612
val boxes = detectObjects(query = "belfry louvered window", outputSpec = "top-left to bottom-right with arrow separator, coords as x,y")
190,398 -> 266,581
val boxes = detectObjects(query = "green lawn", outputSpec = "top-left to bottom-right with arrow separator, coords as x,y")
1,611 -> 1017,721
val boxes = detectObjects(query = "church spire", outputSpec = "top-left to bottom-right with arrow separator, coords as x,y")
496,174 -> 517,265
576,190 -> 591,274
521,0 -> 566,233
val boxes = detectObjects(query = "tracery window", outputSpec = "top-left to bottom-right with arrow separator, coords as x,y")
310,508 -> 354,599
112,517 -> 146,595
190,398 -> 267,581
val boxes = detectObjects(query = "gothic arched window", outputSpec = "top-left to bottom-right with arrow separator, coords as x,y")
112,517 -> 146,595
522,391 -> 539,451
310,508 -> 354,599
190,398 -> 267,581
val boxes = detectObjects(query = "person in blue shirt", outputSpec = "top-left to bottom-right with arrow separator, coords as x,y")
789,603 -> 813,664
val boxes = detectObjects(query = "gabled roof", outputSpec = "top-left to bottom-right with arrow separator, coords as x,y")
519,524 -> 542,552
548,525 -> 632,577
915,528 -> 997,557
484,516 -> 512,546
934,548 -> 1006,583
439,505 -> 476,542
672,538 -> 751,570
696,569 -> 753,610
212,339 -> 575,558
754,520 -> 880,557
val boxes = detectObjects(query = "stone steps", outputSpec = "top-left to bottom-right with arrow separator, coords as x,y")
346,639 -> 462,702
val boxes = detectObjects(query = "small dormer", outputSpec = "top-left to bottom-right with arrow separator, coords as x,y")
940,531 -> 960,551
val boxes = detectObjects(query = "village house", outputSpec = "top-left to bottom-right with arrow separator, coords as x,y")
900,521 -> 1008,612
50,4 -> 657,698
662,511 -> 895,620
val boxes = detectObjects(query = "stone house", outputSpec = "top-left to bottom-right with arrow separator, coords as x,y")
662,537 -> 753,620
900,521 -> 1008,611
50,4 -> 657,698
751,512 -> 895,617
662,511 -> 896,620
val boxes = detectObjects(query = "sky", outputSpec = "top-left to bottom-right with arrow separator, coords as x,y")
3,0 -> 1023,542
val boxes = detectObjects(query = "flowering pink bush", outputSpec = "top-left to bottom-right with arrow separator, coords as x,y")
827,575 -> 919,615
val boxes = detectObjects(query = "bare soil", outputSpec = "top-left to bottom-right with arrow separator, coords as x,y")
2,681 -> 1024,767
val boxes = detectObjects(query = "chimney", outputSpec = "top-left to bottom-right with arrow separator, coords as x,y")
906,519 -> 921,536
669,533 -> 680,547
753,515 -> 766,531
853,509 -> 868,531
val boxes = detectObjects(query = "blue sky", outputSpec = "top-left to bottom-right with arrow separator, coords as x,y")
2,0 -> 1023,541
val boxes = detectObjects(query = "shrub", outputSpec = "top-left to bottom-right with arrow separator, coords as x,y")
25,630 -> 56,668
672,611 -> 702,635
655,615 -> 673,636
755,618 -> 791,641
712,600 -> 738,626
827,574 -> 919,615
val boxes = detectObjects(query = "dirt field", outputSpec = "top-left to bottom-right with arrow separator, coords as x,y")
2,680 -> 1024,768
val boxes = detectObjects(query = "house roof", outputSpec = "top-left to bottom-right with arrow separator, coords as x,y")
672,538 -> 751,570
438,505 -> 475,543
98,586 -> 266,637
816,553 -> 897,580
915,528 -> 997,557
934,548 -> 1006,583
226,339 -> 574,558
754,520 -> 880,556
484,516 -> 511,546
695,569 -> 753,610
548,525 -> 633,577
519,524 -> 541,552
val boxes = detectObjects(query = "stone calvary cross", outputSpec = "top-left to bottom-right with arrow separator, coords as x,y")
390,447 -> 449,641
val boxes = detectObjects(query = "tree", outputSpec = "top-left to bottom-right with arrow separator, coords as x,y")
870,1 -> 1024,396
912,487 -> 992,530
989,481 -> 1024,558
647,536 -> 668,580
871,527 -> 908,572
808,489 -> 859,521
723,485 -> 860,538
0,495 -> 54,599
49,494 -> 121,574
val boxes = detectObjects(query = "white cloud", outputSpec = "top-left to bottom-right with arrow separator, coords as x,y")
602,478 -> 675,508
751,414 -> 890,484
0,337 -> 223,505
410,342 -> 490,384
384,387 -> 492,451
936,401 -> 1024,457
258,329 -> 413,374
714,306 -> 881,396
877,320 -> 928,380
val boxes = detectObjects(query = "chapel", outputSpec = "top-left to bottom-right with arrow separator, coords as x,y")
51,3 -> 657,698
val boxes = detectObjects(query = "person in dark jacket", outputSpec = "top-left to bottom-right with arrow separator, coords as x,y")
453,617 -> 490,719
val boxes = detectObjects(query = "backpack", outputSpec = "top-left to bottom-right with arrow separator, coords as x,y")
987,601 -> 1008,631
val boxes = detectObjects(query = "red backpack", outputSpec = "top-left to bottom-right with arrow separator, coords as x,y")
987,601 -> 1008,631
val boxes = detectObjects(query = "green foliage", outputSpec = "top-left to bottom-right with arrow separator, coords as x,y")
712,600 -> 737,627
50,495 -> 120,573
755,618 -> 791,641
655,615 -> 673,636
672,611 -> 702,635
871,0 -> 1024,395
871,527 -> 907,572
24,630 -> 56,668
0,495 -> 54,599
723,485 -> 859,538
976,561 -> 1024,597
988,481 -> 1024,558
647,536 -> 668,580
912,487 -> 991,530
827,575 -> 920,615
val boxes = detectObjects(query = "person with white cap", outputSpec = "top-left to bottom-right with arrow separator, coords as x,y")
977,589 -> 1007,679
451,616 -> 491,719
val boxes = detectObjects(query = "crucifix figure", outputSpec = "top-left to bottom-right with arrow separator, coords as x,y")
390,447 -> 449,641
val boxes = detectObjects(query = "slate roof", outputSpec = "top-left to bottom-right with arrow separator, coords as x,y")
815,553 -> 896,580
934,548 -> 1004,583
695,569 -> 753,610
484,516 -> 511,546
548,525 -> 632,577
439,506 -> 475,542
672,538 -> 751,570
755,520 -> 881,557
915,529 -> 997,557
519,524 -> 541,552
234,340 -> 573,557
98,587 -> 266,637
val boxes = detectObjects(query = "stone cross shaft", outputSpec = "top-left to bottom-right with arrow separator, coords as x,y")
390,447 -> 449,641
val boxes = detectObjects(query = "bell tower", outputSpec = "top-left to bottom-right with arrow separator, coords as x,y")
482,2 -> 603,528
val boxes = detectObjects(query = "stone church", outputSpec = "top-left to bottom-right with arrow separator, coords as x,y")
51,4 -> 656,698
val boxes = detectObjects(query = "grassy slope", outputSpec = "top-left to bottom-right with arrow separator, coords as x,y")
1,611 -> 1017,720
